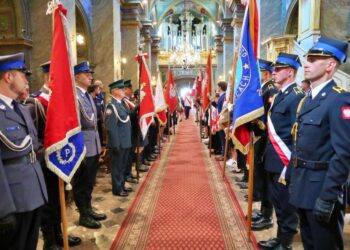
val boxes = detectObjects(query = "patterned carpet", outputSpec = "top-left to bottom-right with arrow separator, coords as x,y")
111,118 -> 257,249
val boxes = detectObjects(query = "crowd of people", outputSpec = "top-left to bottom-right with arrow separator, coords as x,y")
0,57 -> 165,249
0,35 -> 349,250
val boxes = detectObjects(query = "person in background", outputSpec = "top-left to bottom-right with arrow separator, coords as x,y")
300,79 -> 311,94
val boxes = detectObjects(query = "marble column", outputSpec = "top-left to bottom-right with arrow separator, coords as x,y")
214,35 -> 223,84
231,3 -> 244,54
121,0 -> 143,88
141,20 -> 154,71
93,0 -> 122,93
151,35 -> 161,77
61,0 -> 77,65
221,18 -> 233,81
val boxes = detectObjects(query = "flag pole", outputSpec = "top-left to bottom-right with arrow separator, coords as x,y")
247,130 -> 255,240
135,46 -> 143,183
199,104 -> 203,140
223,52 -> 238,178
58,180 -> 69,250
167,108 -> 171,142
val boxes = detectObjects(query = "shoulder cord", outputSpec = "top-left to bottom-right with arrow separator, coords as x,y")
291,96 -> 307,166
77,98 -> 96,126
110,103 -> 130,123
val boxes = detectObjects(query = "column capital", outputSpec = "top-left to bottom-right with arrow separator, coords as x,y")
141,20 -> 154,42
214,35 -> 223,53
121,0 -> 144,28
151,35 -> 161,53
220,18 -> 233,41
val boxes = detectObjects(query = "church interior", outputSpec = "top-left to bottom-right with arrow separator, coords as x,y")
1,0 -> 350,249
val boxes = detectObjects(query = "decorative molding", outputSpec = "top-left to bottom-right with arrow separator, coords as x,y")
0,37 -> 33,48
262,35 -> 296,62
214,35 -> 223,53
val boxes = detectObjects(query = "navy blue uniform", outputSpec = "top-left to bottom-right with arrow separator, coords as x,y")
264,83 -> 304,241
290,81 -> 350,250
0,98 -> 47,250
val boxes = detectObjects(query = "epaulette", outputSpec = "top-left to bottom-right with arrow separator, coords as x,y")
293,87 -> 303,95
268,83 -> 275,90
332,86 -> 347,94
30,91 -> 40,98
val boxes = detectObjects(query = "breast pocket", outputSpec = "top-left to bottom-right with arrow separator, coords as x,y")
302,117 -> 322,126
274,105 -> 287,114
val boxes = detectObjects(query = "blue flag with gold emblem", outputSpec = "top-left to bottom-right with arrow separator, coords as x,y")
232,0 -> 264,154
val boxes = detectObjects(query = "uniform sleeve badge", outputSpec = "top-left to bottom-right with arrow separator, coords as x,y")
105,108 -> 112,116
342,107 -> 350,119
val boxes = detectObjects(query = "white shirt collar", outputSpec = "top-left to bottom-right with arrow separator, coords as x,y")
219,91 -> 225,97
76,86 -> 87,94
112,96 -> 122,103
0,93 -> 14,109
280,82 -> 295,93
311,79 -> 332,99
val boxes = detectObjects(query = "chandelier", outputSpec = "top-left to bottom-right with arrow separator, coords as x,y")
169,43 -> 200,68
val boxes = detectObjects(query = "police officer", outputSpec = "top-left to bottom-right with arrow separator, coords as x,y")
289,36 -> 350,250
104,79 -> 132,197
93,79 -> 105,145
73,61 -> 106,229
26,62 -> 81,249
251,59 -> 278,231
258,53 -> 304,250
0,53 -> 47,250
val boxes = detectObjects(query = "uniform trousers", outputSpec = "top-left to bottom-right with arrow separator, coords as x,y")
268,173 -> 298,238
184,106 -> 191,119
0,207 -> 42,250
110,148 -> 130,193
298,205 -> 344,250
73,155 -> 99,208
41,163 -> 60,228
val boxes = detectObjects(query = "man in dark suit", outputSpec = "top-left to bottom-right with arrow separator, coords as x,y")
26,62 -> 81,248
251,59 -> 278,231
289,36 -> 350,250
105,79 -> 132,197
0,53 -> 48,250
258,53 -> 304,250
73,61 -> 106,229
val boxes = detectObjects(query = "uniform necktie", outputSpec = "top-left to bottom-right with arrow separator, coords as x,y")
85,92 -> 92,105
12,100 -> 22,117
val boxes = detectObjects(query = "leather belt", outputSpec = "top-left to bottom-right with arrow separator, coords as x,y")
296,158 -> 328,170
3,155 -> 32,166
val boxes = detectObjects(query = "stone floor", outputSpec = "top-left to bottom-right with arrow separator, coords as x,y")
36,137 -> 350,249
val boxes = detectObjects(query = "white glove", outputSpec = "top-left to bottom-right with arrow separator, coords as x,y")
227,103 -> 233,112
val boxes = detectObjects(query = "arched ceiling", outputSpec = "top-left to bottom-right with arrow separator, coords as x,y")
149,0 -> 225,25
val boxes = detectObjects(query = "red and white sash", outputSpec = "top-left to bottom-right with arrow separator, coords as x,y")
267,96 -> 291,184
36,92 -> 50,107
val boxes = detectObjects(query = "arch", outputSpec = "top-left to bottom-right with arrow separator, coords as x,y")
150,0 -> 223,27
284,0 -> 298,35
76,0 -> 94,63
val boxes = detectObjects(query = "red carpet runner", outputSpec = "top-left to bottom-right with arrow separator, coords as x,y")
111,118 -> 256,249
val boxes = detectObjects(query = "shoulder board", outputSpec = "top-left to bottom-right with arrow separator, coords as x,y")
105,103 -> 113,116
268,84 -> 275,90
293,87 -> 303,95
332,86 -> 347,94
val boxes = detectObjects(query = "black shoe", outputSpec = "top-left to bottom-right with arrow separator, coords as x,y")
125,177 -> 138,183
88,208 -> 107,221
234,176 -> 247,182
238,182 -> 248,189
143,161 -> 151,166
79,215 -> 101,229
245,211 -> 263,222
42,228 -> 62,250
113,191 -> 129,197
258,238 -> 280,249
57,234 -> 82,247
139,165 -> 149,172
131,174 -> 138,179
147,156 -> 157,161
124,187 -> 133,192
251,217 -> 273,231
54,224 -> 81,247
